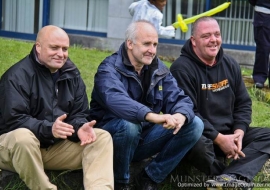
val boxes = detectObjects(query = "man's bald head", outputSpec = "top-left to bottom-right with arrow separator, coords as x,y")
35,25 -> 70,73
36,25 -> 69,44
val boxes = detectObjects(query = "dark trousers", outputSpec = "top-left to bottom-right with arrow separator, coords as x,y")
185,127 -> 270,181
252,11 -> 270,85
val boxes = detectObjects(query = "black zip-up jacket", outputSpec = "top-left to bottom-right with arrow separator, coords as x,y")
170,39 -> 252,141
0,45 -> 89,148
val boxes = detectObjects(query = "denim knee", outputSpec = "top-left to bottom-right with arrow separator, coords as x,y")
188,116 -> 204,141
117,119 -> 142,140
102,119 -> 142,142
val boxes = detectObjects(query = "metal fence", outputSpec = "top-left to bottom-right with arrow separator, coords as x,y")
1,0 -> 255,47
163,0 -> 255,46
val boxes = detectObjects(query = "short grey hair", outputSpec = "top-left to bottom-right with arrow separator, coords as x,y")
125,20 -> 156,43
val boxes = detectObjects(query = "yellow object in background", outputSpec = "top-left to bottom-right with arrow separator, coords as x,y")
172,2 -> 231,32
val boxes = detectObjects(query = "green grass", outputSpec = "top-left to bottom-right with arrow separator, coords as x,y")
68,45 -> 113,97
1,37 -> 270,190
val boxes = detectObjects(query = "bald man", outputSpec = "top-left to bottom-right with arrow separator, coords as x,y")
0,25 -> 113,190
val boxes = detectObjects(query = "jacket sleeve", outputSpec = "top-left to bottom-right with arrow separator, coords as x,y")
65,76 -> 89,142
0,72 -> 55,146
146,8 -> 175,38
158,26 -> 176,38
229,58 -> 251,134
161,72 -> 195,123
128,1 -> 138,16
248,0 -> 257,6
170,61 -> 219,140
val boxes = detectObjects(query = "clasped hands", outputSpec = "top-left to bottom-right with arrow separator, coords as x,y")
215,129 -> 245,160
52,114 -> 96,146
146,112 -> 186,135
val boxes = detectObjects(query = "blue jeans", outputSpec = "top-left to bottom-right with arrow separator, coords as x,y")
102,116 -> 203,183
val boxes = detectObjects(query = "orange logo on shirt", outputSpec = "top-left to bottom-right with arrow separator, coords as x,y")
201,79 -> 229,92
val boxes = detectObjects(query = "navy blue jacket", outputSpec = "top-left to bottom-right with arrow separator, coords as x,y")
89,43 -> 195,130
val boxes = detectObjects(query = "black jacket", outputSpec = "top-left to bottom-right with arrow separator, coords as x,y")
0,45 -> 89,148
170,40 -> 252,141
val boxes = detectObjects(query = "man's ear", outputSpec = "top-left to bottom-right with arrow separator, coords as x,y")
126,39 -> 133,50
36,42 -> 41,54
190,36 -> 196,47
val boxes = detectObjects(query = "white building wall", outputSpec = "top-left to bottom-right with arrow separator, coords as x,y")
107,0 -> 133,39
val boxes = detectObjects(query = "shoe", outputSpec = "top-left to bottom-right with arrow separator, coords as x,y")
134,170 -> 158,190
205,174 -> 254,190
115,182 -> 133,190
254,82 -> 264,89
